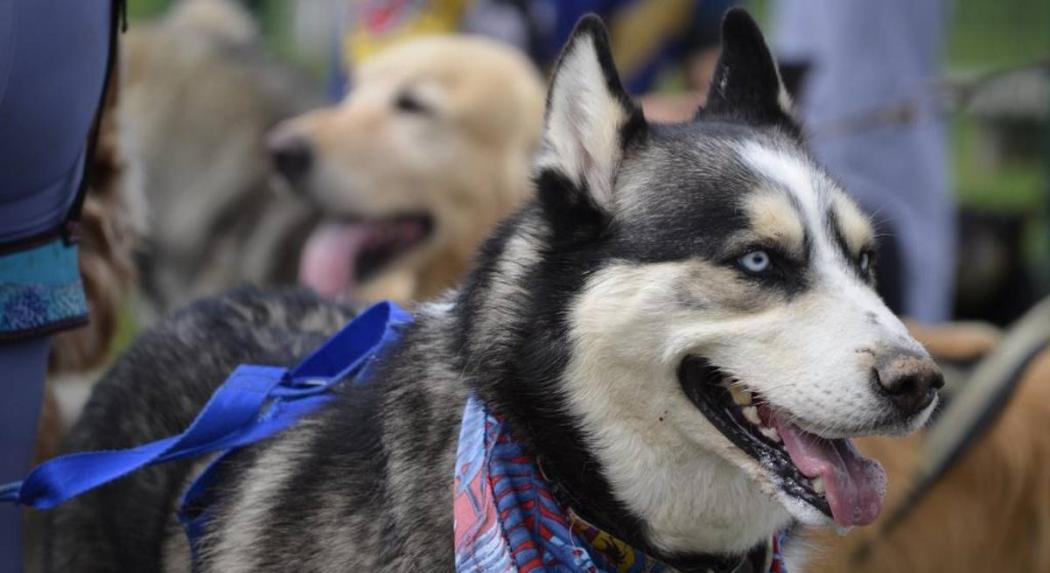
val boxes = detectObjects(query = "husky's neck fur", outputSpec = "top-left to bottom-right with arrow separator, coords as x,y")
454,206 -> 634,531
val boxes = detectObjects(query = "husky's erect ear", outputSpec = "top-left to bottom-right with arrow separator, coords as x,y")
700,9 -> 798,135
537,15 -> 646,222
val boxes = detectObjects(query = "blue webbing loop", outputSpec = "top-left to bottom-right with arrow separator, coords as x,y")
0,300 -> 412,512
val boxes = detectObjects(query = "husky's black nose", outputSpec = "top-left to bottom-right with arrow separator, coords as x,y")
872,351 -> 944,417
268,129 -> 313,184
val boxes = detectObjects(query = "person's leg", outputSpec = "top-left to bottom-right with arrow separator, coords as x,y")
0,337 -> 50,572
774,0 -> 955,323
0,3 -> 115,569
0,2 -> 115,569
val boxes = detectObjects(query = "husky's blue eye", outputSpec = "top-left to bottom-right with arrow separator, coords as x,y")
739,250 -> 772,274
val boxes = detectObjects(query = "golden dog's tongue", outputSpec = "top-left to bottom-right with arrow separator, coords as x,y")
298,222 -> 371,300
772,415 -> 886,527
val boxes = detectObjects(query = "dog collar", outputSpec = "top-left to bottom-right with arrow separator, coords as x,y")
453,395 -> 787,573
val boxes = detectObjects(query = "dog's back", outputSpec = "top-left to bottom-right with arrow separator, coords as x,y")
45,288 -> 474,572
44,289 -> 354,571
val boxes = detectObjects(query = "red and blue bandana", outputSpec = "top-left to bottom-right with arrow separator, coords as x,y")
453,395 -> 787,573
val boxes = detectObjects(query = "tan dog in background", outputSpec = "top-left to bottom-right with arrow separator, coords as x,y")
269,36 -> 546,305
805,322 -> 1050,572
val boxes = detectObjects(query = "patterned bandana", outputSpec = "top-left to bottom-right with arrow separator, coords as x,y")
453,395 -> 787,573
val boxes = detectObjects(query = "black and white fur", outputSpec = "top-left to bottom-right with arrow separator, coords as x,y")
46,11 -> 940,572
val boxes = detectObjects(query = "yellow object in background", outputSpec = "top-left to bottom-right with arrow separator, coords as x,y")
608,0 -> 694,83
345,0 -> 468,67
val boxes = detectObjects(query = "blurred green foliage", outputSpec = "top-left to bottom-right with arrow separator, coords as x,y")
948,0 -> 1048,211
945,0 -> 1048,284
126,0 -> 170,21
949,0 -> 1049,69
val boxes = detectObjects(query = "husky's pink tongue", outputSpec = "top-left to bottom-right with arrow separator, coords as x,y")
772,415 -> 886,527
298,222 -> 370,300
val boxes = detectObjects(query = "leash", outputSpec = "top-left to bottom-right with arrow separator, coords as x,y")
0,301 -> 411,518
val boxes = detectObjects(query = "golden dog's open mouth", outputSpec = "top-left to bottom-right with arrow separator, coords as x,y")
677,357 -> 887,527
298,214 -> 433,299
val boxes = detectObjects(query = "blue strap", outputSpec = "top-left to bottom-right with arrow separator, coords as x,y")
0,300 -> 412,510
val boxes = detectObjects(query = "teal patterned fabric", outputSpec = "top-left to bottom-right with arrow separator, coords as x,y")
0,238 -> 87,338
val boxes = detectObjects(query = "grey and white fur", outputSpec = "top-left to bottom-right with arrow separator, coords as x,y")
45,11 -> 942,572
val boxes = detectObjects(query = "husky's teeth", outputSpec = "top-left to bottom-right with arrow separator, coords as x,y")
759,426 -> 780,442
728,385 -> 752,406
811,477 -> 826,495
742,406 -> 761,425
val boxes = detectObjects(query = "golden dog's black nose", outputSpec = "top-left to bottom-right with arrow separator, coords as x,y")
268,129 -> 313,184
873,351 -> 944,417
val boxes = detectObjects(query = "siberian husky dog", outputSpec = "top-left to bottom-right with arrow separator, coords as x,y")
46,11 -> 942,572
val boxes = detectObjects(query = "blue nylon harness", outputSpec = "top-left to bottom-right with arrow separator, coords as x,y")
0,300 -> 412,552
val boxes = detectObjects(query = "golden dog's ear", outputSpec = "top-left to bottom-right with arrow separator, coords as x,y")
536,14 -> 646,217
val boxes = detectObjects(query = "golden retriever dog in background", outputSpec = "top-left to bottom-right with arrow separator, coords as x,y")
805,322 -> 1050,573
122,0 -> 544,312
268,36 -> 546,305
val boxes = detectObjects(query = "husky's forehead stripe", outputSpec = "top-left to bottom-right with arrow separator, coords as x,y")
738,141 -> 826,232
831,194 -> 874,255
737,141 -> 873,262
741,190 -> 807,259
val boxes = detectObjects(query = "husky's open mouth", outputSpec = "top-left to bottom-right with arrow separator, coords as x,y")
298,214 -> 434,299
677,357 -> 886,527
